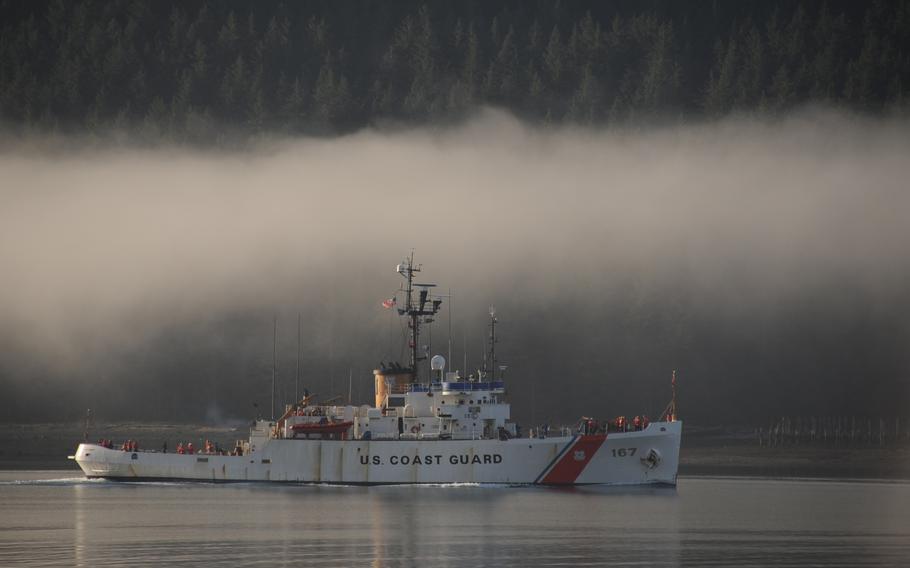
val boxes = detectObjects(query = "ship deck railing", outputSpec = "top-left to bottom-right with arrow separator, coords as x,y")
403,381 -> 506,394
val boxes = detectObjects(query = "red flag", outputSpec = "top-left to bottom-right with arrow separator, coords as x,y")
382,298 -> 396,309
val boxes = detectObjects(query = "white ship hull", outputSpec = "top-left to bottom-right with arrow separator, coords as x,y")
74,421 -> 680,486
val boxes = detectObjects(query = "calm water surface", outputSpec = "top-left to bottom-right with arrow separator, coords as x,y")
1,470 -> 908,567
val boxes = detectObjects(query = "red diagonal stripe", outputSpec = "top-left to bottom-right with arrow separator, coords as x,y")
541,434 -> 606,484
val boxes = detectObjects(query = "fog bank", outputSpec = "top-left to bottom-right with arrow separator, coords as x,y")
2,109 -> 908,424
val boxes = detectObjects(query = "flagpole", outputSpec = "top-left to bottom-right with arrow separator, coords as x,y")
671,369 -> 678,422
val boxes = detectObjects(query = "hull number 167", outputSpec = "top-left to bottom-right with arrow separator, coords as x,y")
611,448 -> 637,457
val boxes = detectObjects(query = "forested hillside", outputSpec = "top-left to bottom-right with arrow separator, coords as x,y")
1,0 -> 908,138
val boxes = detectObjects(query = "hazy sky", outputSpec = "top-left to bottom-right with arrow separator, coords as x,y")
2,108 -> 908,423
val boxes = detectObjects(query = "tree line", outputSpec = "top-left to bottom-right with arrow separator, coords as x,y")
1,0 -> 908,140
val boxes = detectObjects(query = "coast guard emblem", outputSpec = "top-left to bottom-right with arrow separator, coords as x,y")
573,450 -> 586,461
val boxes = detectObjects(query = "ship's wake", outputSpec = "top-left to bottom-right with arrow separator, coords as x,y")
0,476 -> 107,486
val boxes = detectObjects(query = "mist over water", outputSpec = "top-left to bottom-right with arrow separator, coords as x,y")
1,108 -> 908,424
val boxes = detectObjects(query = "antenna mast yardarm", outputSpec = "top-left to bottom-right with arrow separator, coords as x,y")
397,252 -> 442,383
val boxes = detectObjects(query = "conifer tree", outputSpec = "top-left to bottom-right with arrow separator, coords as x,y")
0,0 -> 906,137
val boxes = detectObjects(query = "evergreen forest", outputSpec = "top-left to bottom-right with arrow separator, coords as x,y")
1,0 -> 909,139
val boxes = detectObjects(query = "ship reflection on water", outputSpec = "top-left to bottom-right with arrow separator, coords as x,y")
1,472 -> 907,567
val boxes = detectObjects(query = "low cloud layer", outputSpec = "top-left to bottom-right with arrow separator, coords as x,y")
2,108 -> 908,423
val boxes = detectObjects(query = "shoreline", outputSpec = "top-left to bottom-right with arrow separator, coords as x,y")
679,446 -> 910,480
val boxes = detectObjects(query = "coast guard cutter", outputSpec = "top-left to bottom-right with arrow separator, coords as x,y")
73,254 -> 682,485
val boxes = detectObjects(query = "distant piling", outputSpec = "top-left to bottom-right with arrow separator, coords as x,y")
758,416 -> 909,448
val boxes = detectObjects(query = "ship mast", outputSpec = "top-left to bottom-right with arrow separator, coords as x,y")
272,315 -> 278,421
397,252 -> 442,383
486,306 -> 498,380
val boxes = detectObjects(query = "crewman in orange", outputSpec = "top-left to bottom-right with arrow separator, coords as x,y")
186,442 -> 194,455
176,442 -> 185,454
633,416 -> 641,431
